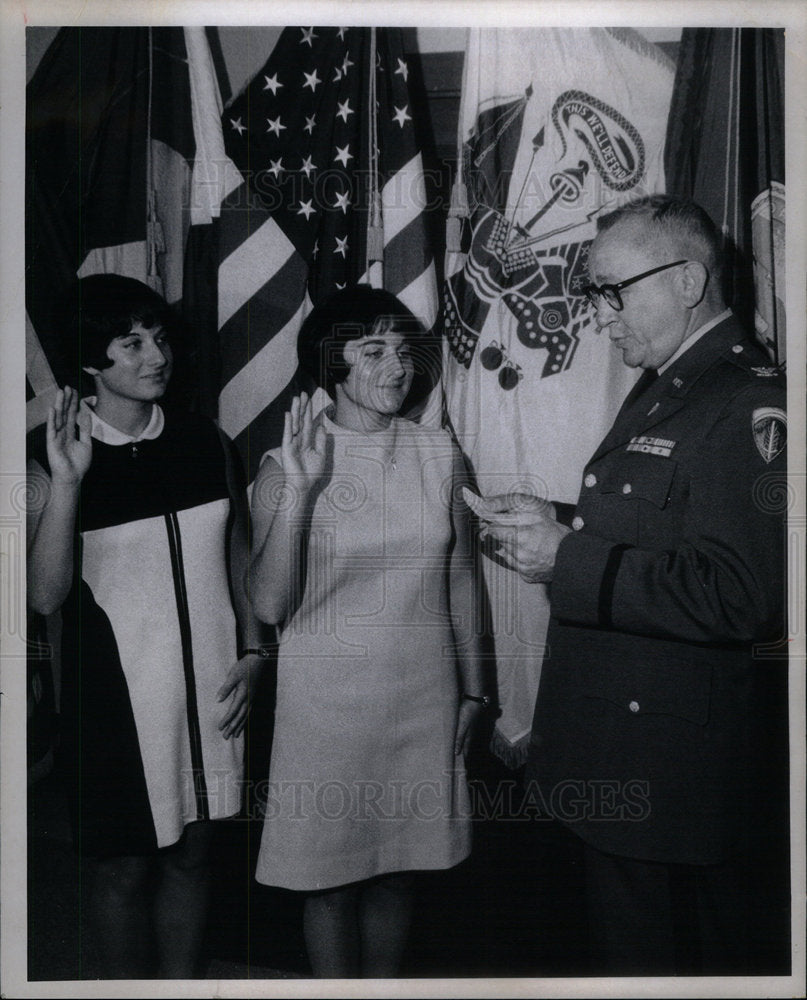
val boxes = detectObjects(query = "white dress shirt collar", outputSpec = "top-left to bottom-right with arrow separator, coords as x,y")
657,308 -> 733,375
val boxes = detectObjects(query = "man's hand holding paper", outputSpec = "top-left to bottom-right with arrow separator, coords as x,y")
462,487 -> 571,583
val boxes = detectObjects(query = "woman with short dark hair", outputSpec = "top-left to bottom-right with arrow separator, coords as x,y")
249,285 -> 485,977
26,274 -> 263,978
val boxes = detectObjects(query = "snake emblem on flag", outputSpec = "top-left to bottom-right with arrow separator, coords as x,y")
445,85 -> 648,377
441,28 -> 675,764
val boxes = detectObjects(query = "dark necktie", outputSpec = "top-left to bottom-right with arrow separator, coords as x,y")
621,367 -> 658,411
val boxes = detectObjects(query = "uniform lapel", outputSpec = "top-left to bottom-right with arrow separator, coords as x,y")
616,367 -> 658,415
591,375 -> 683,462
589,317 -> 746,464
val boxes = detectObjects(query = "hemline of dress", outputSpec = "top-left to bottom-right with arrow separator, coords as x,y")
254,843 -> 473,892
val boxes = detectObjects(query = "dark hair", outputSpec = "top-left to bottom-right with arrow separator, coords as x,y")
297,285 -> 430,398
596,195 -> 724,290
58,274 -> 180,374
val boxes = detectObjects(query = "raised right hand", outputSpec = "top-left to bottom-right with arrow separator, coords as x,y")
279,392 -> 328,487
46,387 -> 92,485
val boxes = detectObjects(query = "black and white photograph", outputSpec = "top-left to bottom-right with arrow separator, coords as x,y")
1,1 -> 805,996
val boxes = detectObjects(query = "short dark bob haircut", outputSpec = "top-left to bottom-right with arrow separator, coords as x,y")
297,285 -> 432,399
58,273 -> 180,374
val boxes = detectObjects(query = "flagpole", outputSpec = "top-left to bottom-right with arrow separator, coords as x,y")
145,28 -> 165,295
446,30 -> 471,268
367,28 -> 383,288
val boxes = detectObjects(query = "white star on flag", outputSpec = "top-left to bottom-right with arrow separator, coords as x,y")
215,26 -> 440,487
394,58 -> 409,81
334,144 -> 353,167
303,69 -> 321,92
230,117 -> 246,136
336,99 -> 354,123
392,105 -> 411,129
266,115 -> 286,136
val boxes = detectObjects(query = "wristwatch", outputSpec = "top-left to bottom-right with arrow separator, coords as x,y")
462,692 -> 492,708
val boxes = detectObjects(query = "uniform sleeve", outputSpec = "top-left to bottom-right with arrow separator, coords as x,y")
551,384 -> 787,644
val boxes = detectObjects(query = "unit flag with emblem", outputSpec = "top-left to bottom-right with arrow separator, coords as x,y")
442,29 -> 675,763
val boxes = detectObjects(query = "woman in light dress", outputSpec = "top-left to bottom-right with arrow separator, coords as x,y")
249,286 -> 486,977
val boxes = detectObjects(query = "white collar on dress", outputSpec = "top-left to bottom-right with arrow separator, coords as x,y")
83,396 -> 165,444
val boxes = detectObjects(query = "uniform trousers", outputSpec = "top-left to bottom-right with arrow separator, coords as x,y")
583,842 -> 752,976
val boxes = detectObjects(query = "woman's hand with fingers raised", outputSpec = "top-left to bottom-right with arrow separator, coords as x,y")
46,386 -> 93,485
279,392 -> 329,489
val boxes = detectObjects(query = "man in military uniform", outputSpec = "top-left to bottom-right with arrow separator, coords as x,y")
478,195 -> 787,975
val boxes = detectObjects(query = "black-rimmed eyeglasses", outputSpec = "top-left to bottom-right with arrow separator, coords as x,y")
582,260 -> 688,312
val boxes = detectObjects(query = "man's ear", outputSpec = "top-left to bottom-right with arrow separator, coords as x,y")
679,260 -> 709,307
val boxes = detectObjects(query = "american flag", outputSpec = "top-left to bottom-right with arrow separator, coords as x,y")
217,26 -> 439,480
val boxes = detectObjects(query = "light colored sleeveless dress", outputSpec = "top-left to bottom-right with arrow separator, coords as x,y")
255,411 -> 472,890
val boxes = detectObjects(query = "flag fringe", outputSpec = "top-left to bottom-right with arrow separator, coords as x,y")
605,27 -> 677,73
489,727 -> 531,770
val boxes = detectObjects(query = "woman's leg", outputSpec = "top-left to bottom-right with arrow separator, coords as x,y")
303,885 -> 361,977
154,821 -> 214,978
89,854 -> 155,977
358,873 -> 415,977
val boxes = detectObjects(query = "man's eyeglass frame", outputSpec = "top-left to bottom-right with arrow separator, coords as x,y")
582,260 -> 689,312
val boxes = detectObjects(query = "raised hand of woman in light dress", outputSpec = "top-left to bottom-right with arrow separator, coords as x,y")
46,386 -> 93,485
280,392 -> 329,488
248,393 -> 330,626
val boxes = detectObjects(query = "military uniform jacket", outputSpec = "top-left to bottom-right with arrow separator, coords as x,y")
527,316 -> 787,865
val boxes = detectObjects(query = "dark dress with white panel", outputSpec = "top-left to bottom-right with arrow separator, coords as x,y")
29,404 -> 243,857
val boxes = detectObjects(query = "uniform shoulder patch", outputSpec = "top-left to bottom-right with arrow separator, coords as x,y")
752,407 -> 786,464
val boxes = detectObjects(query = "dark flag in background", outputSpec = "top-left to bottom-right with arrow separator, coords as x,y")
216,27 -> 439,481
26,27 -> 197,400
664,28 -> 785,363
665,31 -> 790,976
